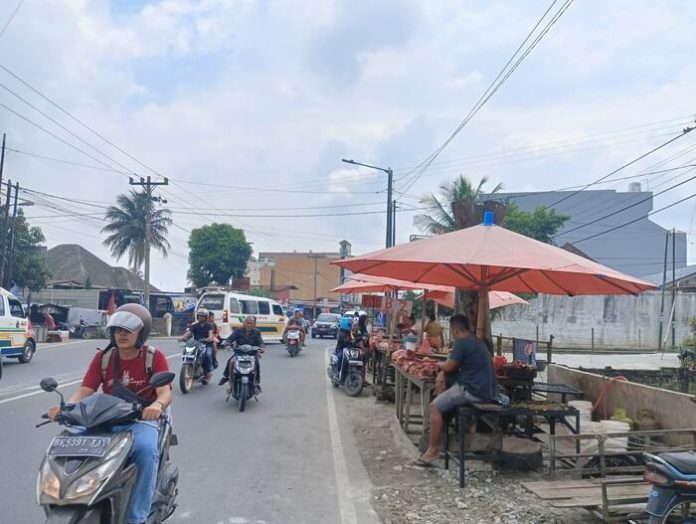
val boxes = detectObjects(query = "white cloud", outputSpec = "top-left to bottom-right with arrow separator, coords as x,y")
1,0 -> 695,290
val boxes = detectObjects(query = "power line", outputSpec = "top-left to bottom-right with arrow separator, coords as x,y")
400,0 -> 574,194
573,194 -> 696,245
544,127 -> 695,210
0,0 -> 24,41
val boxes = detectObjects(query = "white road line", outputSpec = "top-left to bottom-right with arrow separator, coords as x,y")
0,353 -> 181,406
324,348 -> 359,524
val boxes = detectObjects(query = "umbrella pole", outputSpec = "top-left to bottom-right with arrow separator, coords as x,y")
421,293 -> 427,343
477,268 -> 492,353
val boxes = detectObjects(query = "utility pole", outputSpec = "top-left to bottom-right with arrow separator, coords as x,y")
392,200 -> 397,246
341,159 -> 394,248
129,176 -> 168,310
658,231 -> 669,351
0,179 -> 12,286
5,182 -> 19,289
0,134 -> 6,194
672,228 -> 677,350
309,253 -> 322,321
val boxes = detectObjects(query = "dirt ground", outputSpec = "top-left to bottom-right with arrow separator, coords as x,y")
345,387 -> 595,524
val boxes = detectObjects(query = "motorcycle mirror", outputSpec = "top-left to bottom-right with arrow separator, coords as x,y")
39,377 -> 59,393
149,371 -> 175,388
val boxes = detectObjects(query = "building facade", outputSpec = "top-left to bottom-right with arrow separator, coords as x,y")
499,185 -> 686,277
257,251 -> 342,306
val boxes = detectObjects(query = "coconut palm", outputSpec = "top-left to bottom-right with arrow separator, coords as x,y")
414,175 -> 503,234
101,190 -> 172,273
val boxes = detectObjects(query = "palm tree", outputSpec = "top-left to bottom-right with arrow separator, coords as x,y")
102,190 -> 172,274
414,175 -> 503,234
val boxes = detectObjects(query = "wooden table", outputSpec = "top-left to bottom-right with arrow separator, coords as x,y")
393,366 -> 436,443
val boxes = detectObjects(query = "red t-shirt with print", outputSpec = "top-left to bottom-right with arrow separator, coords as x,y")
82,346 -> 170,402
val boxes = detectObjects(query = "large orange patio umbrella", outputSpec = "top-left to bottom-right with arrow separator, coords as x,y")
333,216 -> 656,340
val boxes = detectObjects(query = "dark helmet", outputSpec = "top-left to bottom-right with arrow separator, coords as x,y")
106,303 -> 152,348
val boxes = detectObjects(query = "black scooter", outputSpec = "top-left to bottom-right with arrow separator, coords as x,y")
328,338 -> 365,397
36,373 -> 179,524
644,451 -> 696,523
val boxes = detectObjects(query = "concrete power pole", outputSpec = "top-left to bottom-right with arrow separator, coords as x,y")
129,176 -> 168,310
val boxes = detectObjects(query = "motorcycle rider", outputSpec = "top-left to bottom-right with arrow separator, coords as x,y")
179,308 -> 215,384
283,309 -> 306,347
207,311 -> 221,367
218,315 -> 265,390
47,304 -> 172,524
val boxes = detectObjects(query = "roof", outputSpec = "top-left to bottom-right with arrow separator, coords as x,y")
46,244 -> 159,292
643,264 -> 696,288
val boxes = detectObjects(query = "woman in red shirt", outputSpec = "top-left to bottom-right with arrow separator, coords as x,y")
48,304 -> 171,524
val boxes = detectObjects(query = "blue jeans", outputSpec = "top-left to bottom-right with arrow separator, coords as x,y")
201,345 -> 213,374
111,421 -> 160,524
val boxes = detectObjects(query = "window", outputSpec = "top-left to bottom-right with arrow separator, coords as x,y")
0,298 -> 5,316
9,298 -> 24,318
199,294 -> 225,310
317,313 -> 339,322
240,300 -> 258,314
272,304 -> 283,316
258,301 -> 270,315
229,298 -> 240,314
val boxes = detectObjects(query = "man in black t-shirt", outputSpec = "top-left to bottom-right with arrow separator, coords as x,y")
218,316 -> 266,388
179,309 -> 215,384
417,314 -> 497,466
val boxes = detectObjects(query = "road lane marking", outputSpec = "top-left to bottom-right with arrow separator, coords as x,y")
0,353 -> 181,405
324,348 -> 358,524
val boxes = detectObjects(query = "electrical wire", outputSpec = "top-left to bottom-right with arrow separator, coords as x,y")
0,0 -> 24,41
399,0 -> 574,194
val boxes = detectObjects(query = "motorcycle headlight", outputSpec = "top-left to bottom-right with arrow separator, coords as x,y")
64,435 -> 129,501
37,461 -> 60,501
349,349 -> 360,359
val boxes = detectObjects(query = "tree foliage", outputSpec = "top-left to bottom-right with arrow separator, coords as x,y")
187,223 -> 252,287
101,190 -> 172,272
0,208 -> 51,291
503,204 -> 569,244
414,175 -> 503,234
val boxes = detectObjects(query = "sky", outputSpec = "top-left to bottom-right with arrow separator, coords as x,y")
1,0 -> 696,291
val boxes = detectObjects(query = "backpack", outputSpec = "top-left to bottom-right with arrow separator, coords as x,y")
100,344 -> 156,382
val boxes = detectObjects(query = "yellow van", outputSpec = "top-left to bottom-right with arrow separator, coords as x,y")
196,291 -> 286,343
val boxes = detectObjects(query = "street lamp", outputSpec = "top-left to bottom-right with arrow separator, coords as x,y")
341,158 -> 394,248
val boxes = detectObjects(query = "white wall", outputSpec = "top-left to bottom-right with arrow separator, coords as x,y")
492,291 -> 696,349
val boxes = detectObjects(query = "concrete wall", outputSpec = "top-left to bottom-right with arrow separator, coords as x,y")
258,253 -> 341,301
492,291 -> 696,349
548,364 -> 696,445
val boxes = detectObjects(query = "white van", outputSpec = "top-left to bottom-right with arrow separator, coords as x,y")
196,291 -> 286,342
0,287 -> 36,364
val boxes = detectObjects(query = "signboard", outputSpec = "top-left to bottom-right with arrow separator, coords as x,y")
361,295 -> 383,308
513,339 -> 537,366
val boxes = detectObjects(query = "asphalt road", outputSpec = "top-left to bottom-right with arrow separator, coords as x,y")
0,337 -> 379,524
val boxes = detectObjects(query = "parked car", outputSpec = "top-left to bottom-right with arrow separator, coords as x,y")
0,287 -> 36,364
312,313 -> 341,339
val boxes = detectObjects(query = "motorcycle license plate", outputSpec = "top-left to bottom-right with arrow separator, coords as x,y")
48,436 -> 112,457
349,360 -> 363,366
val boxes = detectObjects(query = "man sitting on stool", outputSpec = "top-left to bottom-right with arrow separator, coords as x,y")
417,314 -> 497,467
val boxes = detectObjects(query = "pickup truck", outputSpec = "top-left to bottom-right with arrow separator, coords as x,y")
0,287 -> 36,365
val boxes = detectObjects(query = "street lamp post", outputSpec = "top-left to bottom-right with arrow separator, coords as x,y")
341,159 -> 394,248
5,186 -> 33,289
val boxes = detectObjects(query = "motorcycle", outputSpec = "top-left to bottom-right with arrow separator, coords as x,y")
644,451 -> 696,523
286,328 -> 301,357
226,344 -> 260,412
36,373 -> 179,524
328,340 -> 365,397
178,339 -> 211,393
